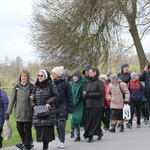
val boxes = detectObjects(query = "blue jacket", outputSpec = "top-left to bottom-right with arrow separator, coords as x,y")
0,89 -> 9,128
53,79 -> 74,120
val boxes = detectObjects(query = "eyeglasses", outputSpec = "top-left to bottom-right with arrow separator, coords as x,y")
38,74 -> 44,77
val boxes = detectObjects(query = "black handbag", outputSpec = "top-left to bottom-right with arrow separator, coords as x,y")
34,105 -> 51,118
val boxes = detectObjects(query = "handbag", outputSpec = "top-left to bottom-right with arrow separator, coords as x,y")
3,120 -> 13,140
34,105 -> 51,118
123,104 -> 131,120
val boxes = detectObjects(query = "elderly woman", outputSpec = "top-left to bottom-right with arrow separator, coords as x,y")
30,70 -> 58,150
82,68 -> 105,143
107,74 -> 130,133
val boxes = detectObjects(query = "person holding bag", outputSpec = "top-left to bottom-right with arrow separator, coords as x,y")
0,83 -> 9,149
30,70 -> 58,150
107,74 -> 130,133
6,70 -> 33,150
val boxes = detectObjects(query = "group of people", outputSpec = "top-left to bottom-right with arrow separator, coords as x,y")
0,63 -> 150,150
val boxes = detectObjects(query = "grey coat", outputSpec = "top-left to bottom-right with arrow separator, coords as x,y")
7,72 -> 33,122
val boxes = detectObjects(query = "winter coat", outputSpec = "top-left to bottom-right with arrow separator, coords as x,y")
139,71 -> 150,99
107,80 -> 130,109
70,77 -> 86,127
104,83 -> 110,107
118,64 -> 131,84
53,78 -> 74,120
7,71 -> 33,122
30,80 -> 58,126
128,79 -> 144,101
82,76 -> 105,107
0,89 -> 9,128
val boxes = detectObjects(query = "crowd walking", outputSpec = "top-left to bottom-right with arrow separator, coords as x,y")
1,63 -> 150,150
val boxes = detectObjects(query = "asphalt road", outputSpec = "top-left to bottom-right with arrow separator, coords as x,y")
2,121 -> 150,150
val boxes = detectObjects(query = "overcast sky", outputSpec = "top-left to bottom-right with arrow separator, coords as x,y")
0,0 -> 37,63
0,0 -> 149,63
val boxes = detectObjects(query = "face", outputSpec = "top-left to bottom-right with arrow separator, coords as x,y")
73,76 -> 78,82
84,70 -> 89,76
110,78 -> 117,84
37,71 -> 46,82
100,78 -> 106,84
123,66 -> 129,73
89,69 -> 95,77
52,73 -> 59,80
21,73 -> 28,83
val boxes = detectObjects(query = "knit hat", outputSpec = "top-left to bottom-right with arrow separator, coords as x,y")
100,74 -> 108,80
63,69 -> 71,77
148,63 -> 150,69
51,66 -> 64,77
110,74 -> 118,80
71,69 -> 82,78
130,72 -> 137,79
40,69 -> 50,79
106,71 -> 112,76
82,64 -> 91,75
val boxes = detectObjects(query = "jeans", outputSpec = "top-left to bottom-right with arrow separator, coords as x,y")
56,120 -> 66,143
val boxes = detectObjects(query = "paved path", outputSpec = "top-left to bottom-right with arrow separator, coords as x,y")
2,122 -> 150,150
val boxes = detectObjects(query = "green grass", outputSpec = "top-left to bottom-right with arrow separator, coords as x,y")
3,88 -> 71,147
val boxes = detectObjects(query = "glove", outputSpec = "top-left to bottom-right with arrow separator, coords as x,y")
124,101 -> 129,105
5,113 -> 10,120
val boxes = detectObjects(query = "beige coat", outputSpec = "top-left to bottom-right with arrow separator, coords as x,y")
107,80 -> 130,109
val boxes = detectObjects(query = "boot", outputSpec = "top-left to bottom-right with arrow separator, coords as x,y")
42,142 -> 48,150
74,136 -> 81,142
97,132 -> 103,140
109,124 -> 116,133
87,135 -> 93,143
119,124 -> 124,132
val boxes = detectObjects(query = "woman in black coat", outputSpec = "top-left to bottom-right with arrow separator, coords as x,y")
30,70 -> 58,150
82,68 -> 105,143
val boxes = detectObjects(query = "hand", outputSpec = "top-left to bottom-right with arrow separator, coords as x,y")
45,103 -> 51,109
124,101 -> 129,105
83,91 -> 86,95
5,113 -> 9,120
30,95 -> 34,100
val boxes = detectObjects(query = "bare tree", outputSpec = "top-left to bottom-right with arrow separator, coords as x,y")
29,0 -> 150,70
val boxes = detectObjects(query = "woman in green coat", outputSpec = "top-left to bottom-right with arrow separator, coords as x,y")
70,69 -> 86,142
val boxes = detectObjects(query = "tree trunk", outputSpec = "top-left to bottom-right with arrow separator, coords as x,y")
129,21 -> 148,72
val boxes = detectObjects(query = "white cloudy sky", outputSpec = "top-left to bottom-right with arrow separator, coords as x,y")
0,0 -> 149,63
0,0 -> 37,62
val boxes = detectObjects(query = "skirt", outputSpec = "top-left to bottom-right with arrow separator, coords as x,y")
83,107 -> 103,139
35,126 -> 55,142
111,109 -> 123,120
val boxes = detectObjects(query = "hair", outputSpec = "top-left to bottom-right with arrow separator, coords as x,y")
20,70 -> 28,76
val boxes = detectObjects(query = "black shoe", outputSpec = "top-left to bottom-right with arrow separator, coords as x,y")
97,133 -> 103,140
70,131 -> 75,138
16,142 -> 24,150
117,123 -> 121,128
87,136 -> 93,143
30,141 -> 34,148
74,136 -> 81,142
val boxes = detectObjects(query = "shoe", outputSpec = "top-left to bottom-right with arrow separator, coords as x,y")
87,136 -> 93,143
97,133 -> 103,140
30,140 -> 34,148
74,136 -> 81,142
16,142 -> 24,150
119,124 -> 124,132
109,124 -> 116,133
126,124 -> 132,129
137,124 -> 141,128
70,131 -> 75,138
57,142 -> 65,149
145,120 -> 149,125
117,123 -> 121,128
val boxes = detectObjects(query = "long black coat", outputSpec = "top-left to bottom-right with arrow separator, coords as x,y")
82,76 -> 105,107
30,80 -> 58,126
